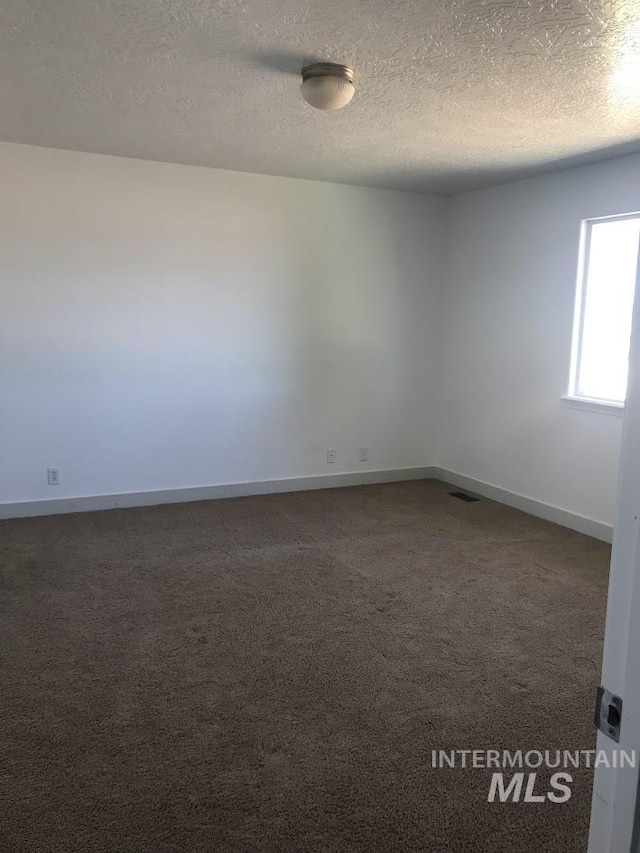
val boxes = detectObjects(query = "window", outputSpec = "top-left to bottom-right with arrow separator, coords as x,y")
568,214 -> 640,410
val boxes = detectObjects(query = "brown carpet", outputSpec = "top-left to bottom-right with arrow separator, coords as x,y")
1,479 -> 610,852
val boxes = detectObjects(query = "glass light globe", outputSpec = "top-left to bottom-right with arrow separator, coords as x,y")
301,64 -> 355,111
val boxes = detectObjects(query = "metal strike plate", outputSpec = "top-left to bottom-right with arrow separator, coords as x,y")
595,686 -> 622,743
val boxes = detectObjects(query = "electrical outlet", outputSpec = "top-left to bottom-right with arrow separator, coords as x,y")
326,449 -> 336,464
359,446 -> 369,462
47,467 -> 60,486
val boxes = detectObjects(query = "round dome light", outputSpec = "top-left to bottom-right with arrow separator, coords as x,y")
301,63 -> 355,111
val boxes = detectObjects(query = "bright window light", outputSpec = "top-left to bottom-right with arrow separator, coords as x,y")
569,215 -> 640,406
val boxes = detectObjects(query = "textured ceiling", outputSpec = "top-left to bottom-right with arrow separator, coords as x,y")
2,0 -> 640,194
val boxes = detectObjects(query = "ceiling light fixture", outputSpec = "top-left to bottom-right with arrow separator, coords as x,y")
300,63 -> 355,111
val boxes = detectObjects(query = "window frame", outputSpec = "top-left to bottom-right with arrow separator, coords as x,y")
564,211 -> 640,416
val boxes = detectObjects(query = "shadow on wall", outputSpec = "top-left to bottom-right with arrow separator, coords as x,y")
276,184 -> 420,471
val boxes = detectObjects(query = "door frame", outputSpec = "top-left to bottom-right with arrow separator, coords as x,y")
588,247 -> 640,852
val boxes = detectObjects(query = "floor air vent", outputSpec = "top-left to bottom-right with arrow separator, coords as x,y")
449,491 -> 480,503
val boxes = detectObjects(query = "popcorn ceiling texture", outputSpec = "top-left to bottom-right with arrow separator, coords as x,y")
2,0 -> 640,192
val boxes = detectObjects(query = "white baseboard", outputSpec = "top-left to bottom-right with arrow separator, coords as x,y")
0,465 -> 614,544
435,467 -> 613,544
0,466 -> 437,520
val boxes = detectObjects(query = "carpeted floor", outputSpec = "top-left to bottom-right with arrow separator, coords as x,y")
1,479 -> 610,852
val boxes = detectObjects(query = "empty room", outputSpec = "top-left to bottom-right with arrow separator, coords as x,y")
2,2 -> 640,851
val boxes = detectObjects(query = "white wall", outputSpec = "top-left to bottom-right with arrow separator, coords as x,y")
0,143 -> 445,505
3,140 -> 636,528
440,153 -> 640,529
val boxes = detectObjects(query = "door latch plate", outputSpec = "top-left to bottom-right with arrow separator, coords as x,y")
595,686 -> 622,743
